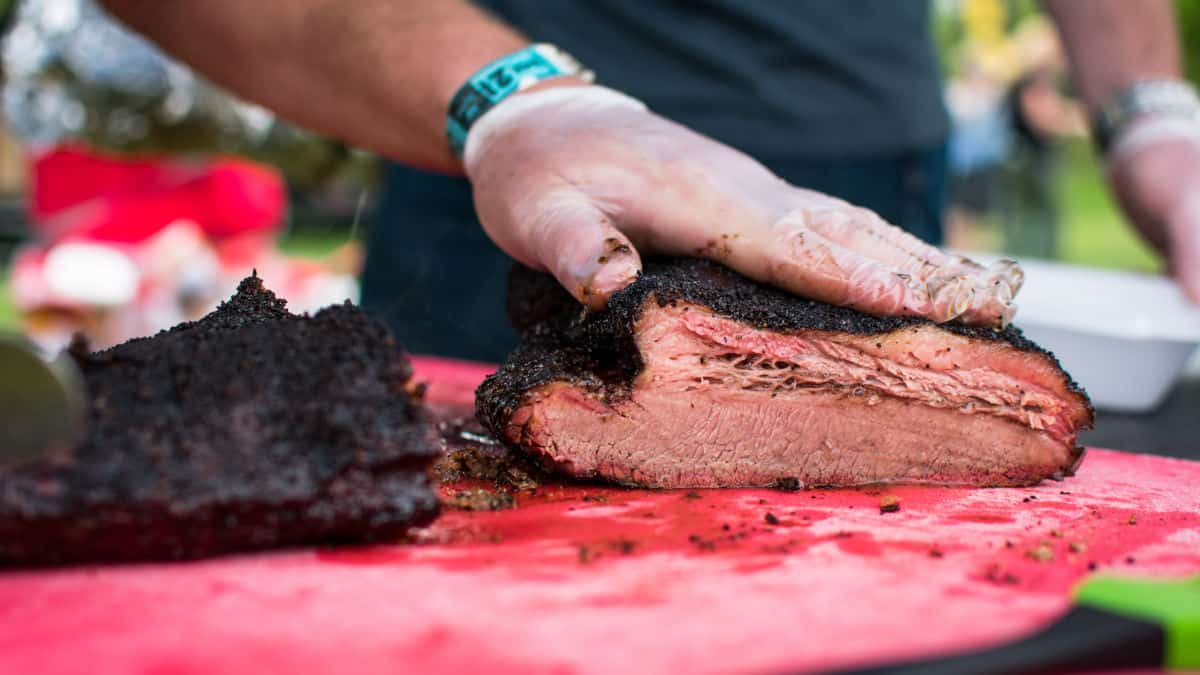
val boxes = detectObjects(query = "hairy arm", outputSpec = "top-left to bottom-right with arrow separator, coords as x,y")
99,0 -> 529,174
1042,0 -> 1182,112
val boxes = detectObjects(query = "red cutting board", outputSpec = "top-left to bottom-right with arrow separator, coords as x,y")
1,356 -> 1198,675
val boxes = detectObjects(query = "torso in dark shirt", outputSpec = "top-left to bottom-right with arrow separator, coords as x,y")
475,0 -> 948,160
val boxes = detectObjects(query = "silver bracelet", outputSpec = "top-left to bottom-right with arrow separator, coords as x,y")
1094,79 -> 1200,153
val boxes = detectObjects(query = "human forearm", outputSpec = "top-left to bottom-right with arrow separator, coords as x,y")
99,0 -> 528,173
1045,0 -> 1200,302
1042,0 -> 1182,113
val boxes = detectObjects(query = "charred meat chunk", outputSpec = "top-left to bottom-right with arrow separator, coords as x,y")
0,275 -> 439,566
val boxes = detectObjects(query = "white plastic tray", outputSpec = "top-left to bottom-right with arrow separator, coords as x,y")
968,254 -> 1200,412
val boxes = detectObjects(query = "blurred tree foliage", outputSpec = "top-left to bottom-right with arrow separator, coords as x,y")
937,0 -> 1200,85
1179,0 -> 1200,85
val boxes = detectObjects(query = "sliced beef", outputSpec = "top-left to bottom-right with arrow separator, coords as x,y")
478,259 -> 1093,489
0,275 -> 439,566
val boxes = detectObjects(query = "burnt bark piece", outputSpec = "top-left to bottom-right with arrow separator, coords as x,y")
477,259 -> 1094,489
0,275 -> 439,566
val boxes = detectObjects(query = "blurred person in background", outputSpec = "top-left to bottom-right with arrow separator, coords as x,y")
944,53 -> 1012,251
999,16 -> 1087,259
945,10 -> 1086,259
10,0 -> 1199,362
943,0 -> 1017,251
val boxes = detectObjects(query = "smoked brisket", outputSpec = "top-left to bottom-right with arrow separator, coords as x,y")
478,259 -> 1093,489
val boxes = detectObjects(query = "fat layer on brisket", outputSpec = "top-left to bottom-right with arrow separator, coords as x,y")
0,275 -> 439,566
477,259 -> 1093,489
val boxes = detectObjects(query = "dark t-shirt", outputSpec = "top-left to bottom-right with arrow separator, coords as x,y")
475,0 -> 949,159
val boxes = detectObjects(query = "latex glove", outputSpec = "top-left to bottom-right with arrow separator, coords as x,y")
465,85 -> 1021,326
1108,115 -> 1200,303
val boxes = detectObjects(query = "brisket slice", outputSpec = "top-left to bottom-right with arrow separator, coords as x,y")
477,259 -> 1093,489
0,275 -> 438,566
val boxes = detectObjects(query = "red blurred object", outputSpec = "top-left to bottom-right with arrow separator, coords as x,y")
29,144 -> 286,243
0,357 -> 1195,675
10,145 -> 323,352
29,144 -> 189,218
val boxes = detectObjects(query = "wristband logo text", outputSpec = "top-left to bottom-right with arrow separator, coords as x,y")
446,48 -> 570,156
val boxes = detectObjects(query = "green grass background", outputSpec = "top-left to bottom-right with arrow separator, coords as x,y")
1054,141 -> 1160,272
0,273 -> 14,327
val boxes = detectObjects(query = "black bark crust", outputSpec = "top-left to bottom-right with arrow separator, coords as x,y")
0,274 -> 439,567
477,258 -> 1090,437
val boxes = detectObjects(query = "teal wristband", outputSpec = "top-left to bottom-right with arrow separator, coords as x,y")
446,44 -> 593,157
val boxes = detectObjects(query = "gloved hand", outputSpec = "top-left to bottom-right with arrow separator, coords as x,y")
464,85 -> 1021,326
1108,115 -> 1200,302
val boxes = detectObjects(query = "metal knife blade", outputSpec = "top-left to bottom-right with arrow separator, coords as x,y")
0,334 -> 87,467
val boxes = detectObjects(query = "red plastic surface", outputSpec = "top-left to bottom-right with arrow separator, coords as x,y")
1,356 -> 1198,675
30,144 -> 285,243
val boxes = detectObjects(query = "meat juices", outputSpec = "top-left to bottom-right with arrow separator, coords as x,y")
0,275 -> 439,566
478,259 -> 1093,489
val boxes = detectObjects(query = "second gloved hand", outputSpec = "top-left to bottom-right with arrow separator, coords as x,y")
464,85 -> 1020,326
1108,115 -> 1200,303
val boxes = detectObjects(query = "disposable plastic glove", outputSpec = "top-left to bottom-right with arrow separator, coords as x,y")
464,86 -> 1021,326
1108,115 -> 1200,303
